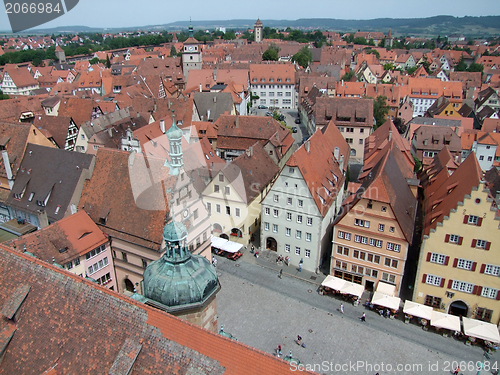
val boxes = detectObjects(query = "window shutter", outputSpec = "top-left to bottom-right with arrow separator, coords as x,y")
480,264 -> 486,274
440,278 -> 445,288
472,286 -> 478,295
471,239 -> 477,248
458,237 -> 463,245
476,286 -> 482,296
444,256 -> 450,266
477,217 -> 483,226
453,258 -> 458,268
447,279 -> 453,289
463,215 -> 469,224
444,234 -> 450,243
426,252 -> 432,262
485,242 -> 491,251
496,291 -> 500,301
471,262 -> 477,272
422,274 -> 427,283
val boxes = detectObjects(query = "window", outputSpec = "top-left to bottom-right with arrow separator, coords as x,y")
219,173 -> 224,182
475,239 -> 487,249
235,208 -> 240,217
394,244 -> 401,252
287,197 -> 292,205
286,227 -> 291,236
285,244 -> 290,252
297,215 -> 302,224
207,202 -> 211,213
296,230 -> 302,239
66,262 -> 73,270
361,236 -> 368,244
354,235 -> 361,243
193,209 -> 198,220
214,185 -> 220,193
305,249 -> 311,258
295,247 -> 300,255
384,258 -> 391,267
142,259 -> 148,269
382,273 -> 396,283
389,227 -> 395,232
354,218 -> 370,228
476,307 -> 493,322
88,257 -> 109,275
424,295 -> 442,308
425,274 -> 442,286
457,259 -> 473,270
451,280 -> 474,293
375,240 -> 382,248
306,233 -> 311,242
345,233 -> 351,241
273,209 -> 279,217
226,206 -> 230,215
430,253 -> 446,264
298,200 -> 303,208
273,194 -> 279,202
74,258 -> 80,266
479,156 -> 484,161
392,260 -> 398,268
216,204 -> 221,213
484,264 -> 500,276
359,252 -> 366,260
353,250 -> 359,258
467,215 -> 479,225
272,224 -> 278,233
374,255 -> 380,264
481,287 -> 498,299
448,234 -> 460,243
265,207 -> 270,215
286,212 -> 292,221
307,217 -> 312,226
387,243 -> 393,251
369,238 -> 375,247
381,206 -> 387,212
264,222 -> 269,231
289,167 -> 294,173
225,186 -> 230,195
338,231 -> 344,239
378,224 -> 385,231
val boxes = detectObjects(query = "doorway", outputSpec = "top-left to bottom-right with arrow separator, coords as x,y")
365,280 -> 374,292
449,300 -> 468,317
266,237 -> 277,251
124,278 -> 134,292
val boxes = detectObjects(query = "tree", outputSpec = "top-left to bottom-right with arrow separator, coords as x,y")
406,66 -> 418,75
467,63 -> 483,73
262,47 -> 279,61
340,71 -> 355,81
170,45 -> 177,57
454,56 -> 467,72
223,30 -> 236,40
89,57 -> 100,65
105,54 -> 111,68
413,155 -> 422,173
371,96 -> 390,128
0,89 -> 9,100
383,63 -> 395,71
292,46 -> 313,69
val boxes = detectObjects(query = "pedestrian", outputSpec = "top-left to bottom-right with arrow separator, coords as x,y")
251,245 -> 254,254
298,263 -> 302,272
340,303 -> 344,314
359,313 -> 366,322
297,335 -> 302,345
453,367 -> 459,375
254,250 -> 259,258
279,269 -> 283,279
277,344 -> 282,357
212,258 -> 217,267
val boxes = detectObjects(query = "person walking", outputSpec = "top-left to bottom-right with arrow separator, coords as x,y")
297,335 -> 302,345
212,257 -> 217,267
340,303 -> 344,314
279,269 -> 283,279
298,263 -> 302,272
359,312 -> 366,322
277,344 -> 282,357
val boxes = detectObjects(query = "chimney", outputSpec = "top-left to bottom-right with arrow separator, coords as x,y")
199,84 -> 202,92
207,109 -> 211,120
214,96 -> 217,103
246,146 -> 253,157
137,111 -> 140,118
388,130 -> 392,141
304,140 -> 310,153
454,126 -> 459,135
160,119 -> 165,133
235,116 -> 239,128
108,128 -> 113,137
154,104 -> 157,112
168,100 -> 171,109
334,147 -> 339,160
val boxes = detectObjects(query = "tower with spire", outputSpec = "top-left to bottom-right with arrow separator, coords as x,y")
254,18 -> 263,43
182,19 -> 202,79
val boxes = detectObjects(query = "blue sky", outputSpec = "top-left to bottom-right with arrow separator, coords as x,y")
1,0 -> 500,32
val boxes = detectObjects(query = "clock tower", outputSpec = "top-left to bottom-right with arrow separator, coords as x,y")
182,23 -> 202,79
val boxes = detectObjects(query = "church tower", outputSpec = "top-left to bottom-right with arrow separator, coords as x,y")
254,18 -> 263,43
182,22 -> 202,79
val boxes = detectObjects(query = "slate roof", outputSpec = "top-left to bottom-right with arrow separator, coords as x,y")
78,148 -> 170,251
6,211 -> 107,265
0,244 -> 304,374
422,152 -> 483,236
193,92 -> 234,122
6,144 -> 94,223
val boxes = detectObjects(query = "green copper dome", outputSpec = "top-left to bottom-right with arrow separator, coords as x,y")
166,122 -> 183,140
142,220 -> 219,308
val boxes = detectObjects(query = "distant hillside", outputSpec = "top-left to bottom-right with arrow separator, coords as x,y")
5,15 -> 500,37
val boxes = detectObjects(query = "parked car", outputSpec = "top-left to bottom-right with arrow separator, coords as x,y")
279,114 -> 285,121
265,111 -> 272,116
292,127 -> 298,133
295,118 -> 301,124
258,105 -> 267,109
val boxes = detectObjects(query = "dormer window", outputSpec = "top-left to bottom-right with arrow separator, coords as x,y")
28,192 -> 34,202
270,78 -> 274,82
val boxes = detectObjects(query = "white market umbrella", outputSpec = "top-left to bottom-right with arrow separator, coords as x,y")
375,281 -> 396,297
321,275 -> 346,292
340,282 -> 364,298
430,311 -> 461,331
403,301 -> 433,320
462,317 -> 500,343
371,291 -> 401,310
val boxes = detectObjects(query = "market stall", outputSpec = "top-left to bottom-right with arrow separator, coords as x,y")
371,291 -> 401,310
320,275 -> 346,294
430,311 -> 461,335
462,317 -> 500,344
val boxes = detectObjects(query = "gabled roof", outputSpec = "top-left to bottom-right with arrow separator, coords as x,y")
6,211 -> 107,265
2,64 -> 37,88
57,98 -> 96,127
286,121 -> 349,217
420,146 -> 460,187
6,144 -> 94,223
0,123 -> 40,180
0,244 -> 305,374
423,152 -> 482,236
33,114 -> 71,148
78,148 -> 170,251
220,142 -> 279,204
193,92 -> 234,122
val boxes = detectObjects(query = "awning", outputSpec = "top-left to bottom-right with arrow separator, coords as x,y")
210,236 -> 243,254
340,282 -> 364,298
371,291 -> 401,310
375,281 -> 396,297
430,311 -> 461,331
462,317 -> 500,343
403,301 -> 433,320
321,275 -> 346,291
